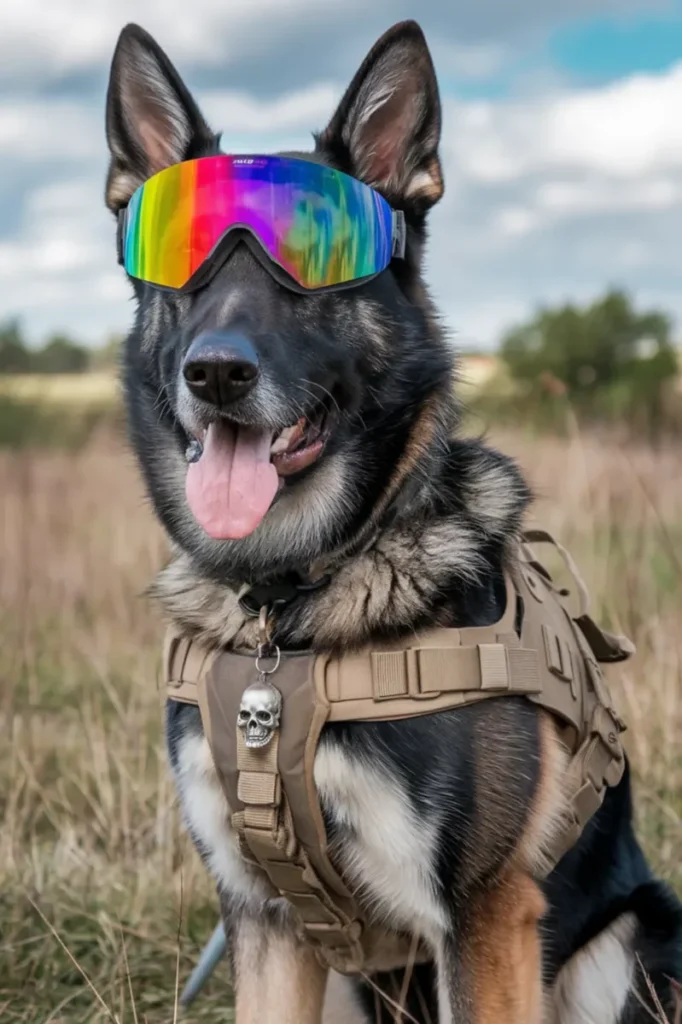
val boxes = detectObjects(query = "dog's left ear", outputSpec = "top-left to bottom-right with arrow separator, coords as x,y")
319,21 -> 442,211
105,24 -> 213,211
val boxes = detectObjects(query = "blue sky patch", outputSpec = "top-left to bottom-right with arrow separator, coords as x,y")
439,6 -> 682,102
548,9 -> 682,84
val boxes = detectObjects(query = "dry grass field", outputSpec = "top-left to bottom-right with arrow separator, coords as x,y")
1,410 -> 681,1021
0,375 -> 119,408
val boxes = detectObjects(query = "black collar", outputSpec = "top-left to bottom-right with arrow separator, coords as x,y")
238,572 -> 331,618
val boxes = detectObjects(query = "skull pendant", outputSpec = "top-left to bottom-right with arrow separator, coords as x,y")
237,680 -> 283,749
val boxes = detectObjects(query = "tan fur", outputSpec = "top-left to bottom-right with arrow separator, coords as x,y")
465,870 -> 546,1024
302,516 -> 484,649
378,393 -> 443,514
454,717 -> 571,1023
515,713 -> 572,876
403,157 -> 443,202
233,917 -> 328,1024
154,554 -> 259,648
313,386 -> 454,571
354,298 -> 392,363
106,171 -> 142,210
465,455 -> 527,532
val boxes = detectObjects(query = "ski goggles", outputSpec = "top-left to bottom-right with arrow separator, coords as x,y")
117,154 -> 406,294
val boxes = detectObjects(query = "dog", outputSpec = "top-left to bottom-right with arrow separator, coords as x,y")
105,20 -> 682,1022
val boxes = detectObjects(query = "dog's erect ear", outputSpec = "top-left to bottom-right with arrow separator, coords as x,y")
105,24 -> 212,211
319,21 -> 442,210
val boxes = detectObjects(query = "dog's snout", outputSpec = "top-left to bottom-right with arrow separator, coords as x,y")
182,331 -> 260,407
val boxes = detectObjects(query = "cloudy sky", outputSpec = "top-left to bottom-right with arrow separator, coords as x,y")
2,0 -> 682,349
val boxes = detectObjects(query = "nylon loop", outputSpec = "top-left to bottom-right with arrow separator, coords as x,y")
506,648 -> 541,692
478,643 -> 509,690
237,771 -> 280,806
370,651 -> 409,699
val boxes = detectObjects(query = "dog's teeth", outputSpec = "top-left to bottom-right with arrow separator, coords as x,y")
185,439 -> 204,464
271,427 -> 295,454
270,436 -> 290,454
270,421 -> 306,454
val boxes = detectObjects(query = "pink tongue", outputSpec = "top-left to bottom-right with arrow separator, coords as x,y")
185,421 -> 278,539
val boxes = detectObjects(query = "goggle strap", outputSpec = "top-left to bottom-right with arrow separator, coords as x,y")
116,210 -> 126,266
391,210 -> 406,259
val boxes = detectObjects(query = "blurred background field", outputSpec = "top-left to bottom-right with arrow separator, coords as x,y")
0,305 -> 681,1020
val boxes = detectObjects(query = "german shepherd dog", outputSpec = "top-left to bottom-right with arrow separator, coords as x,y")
105,21 -> 682,1022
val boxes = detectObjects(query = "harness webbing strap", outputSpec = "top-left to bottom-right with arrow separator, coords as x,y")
164,632 -> 214,704
230,726 -> 368,970
369,641 -> 541,700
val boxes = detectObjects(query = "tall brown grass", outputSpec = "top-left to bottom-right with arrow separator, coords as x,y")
1,426 -> 680,1022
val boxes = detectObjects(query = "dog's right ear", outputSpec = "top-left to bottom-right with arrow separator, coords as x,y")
318,21 -> 443,213
105,24 -> 213,212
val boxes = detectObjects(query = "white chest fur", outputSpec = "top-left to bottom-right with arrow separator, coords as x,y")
172,721 -> 444,943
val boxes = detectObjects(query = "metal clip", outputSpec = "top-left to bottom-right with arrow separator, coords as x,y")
258,605 -> 271,647
255,605 -> 281,677
392,210 -> 407,258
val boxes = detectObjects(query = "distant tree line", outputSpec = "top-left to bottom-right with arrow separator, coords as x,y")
489,288 -> 681,437
0,319 -> 121,374
2,289 -> 680,437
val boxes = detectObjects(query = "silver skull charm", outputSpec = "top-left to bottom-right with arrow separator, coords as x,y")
237,680 -> 283,749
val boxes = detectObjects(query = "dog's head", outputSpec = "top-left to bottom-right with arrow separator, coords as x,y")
105,21 -> 456,582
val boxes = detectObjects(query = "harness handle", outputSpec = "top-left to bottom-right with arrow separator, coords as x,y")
522,529 -> 635,663
522,528 -> 591,619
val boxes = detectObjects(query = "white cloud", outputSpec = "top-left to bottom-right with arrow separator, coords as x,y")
0,0 -> 666,90
546,69 -> 682,176
448,64 -> 682,185
426,63 -> 682,344
201,85 -> 340,136
0,0 -> 336,77
0,86 -> 338,167
0,177 -> 128,340
0,102 -> 101,161
492,178 -> 681,240
536,178 -> 680,214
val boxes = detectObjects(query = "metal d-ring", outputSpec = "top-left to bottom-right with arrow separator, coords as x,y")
255,645 -> 281,676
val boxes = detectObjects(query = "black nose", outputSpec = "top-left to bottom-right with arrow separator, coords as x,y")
182,331 -> 260,407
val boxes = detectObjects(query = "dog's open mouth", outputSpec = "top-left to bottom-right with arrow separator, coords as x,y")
269,400 -> 331,477
185,399 -> 334,541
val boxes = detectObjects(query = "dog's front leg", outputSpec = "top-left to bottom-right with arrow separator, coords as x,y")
435,869 -> 546,1024
228,910 -> 328,1024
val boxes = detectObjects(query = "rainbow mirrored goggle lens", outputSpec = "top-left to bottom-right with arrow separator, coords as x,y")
118,155 -> 406,293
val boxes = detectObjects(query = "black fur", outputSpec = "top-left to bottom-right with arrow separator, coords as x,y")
107,20 -> 682,1022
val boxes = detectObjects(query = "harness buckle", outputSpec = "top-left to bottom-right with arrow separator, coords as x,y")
587,704 -> 625,791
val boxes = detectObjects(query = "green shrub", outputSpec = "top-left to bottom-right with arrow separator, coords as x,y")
498,289 -> 680,437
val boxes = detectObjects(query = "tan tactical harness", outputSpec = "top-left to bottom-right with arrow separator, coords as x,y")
163,531 -> 634,974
